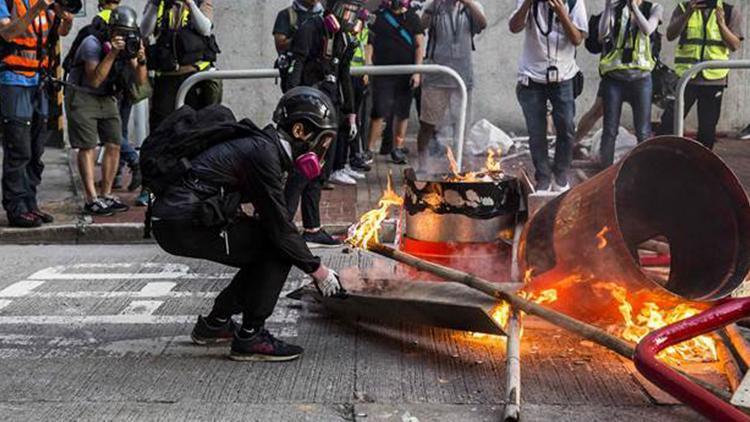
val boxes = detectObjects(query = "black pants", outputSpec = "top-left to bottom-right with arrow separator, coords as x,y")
150,72 -> 223,131
284,169 -> 323,229
153,219 -> 291,327
0,85 -> 49,217
657,84 -> 724,149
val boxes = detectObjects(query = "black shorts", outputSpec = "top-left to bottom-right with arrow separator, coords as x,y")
371,76 -> 414,120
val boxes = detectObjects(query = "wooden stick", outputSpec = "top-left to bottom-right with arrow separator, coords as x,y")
368,242 -> 731,401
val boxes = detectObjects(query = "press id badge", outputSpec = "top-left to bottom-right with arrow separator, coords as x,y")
546,66 -> 560,84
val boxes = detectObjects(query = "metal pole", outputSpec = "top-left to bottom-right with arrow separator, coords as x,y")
174,65 -> 469,171
674,60 -> 750,136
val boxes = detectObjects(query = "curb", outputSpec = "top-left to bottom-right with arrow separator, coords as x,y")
0,222 -> 364,245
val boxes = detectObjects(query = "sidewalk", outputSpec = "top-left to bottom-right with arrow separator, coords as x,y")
1,137 -> 748,244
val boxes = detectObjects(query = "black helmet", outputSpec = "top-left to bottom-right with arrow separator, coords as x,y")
273,87 -> 338,134
109,6 -> 139,31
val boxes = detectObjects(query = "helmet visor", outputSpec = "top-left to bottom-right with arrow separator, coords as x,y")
310,129 -> 337,167
333,2 -> 362,31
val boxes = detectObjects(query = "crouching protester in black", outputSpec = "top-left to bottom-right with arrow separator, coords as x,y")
148,87 -> 346,362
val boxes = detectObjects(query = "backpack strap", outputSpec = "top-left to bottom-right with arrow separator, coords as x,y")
382,10 -> 414,47
288,6 -> 298,34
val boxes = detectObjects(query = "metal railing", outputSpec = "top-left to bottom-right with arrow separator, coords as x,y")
674,60 -> 750,136
175,64 -> 470,170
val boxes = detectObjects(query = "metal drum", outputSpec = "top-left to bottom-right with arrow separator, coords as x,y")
400,169 -> 523,283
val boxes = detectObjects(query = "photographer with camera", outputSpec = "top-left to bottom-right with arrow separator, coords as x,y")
141,0 -> 219,131
509,0 -> 587,193
0,0 -> 73,227
596,0 -> 662,167
65,6 -> 147,215
655,0 -> 743,150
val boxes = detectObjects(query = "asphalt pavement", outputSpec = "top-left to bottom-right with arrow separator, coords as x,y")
0,244 -> 710,421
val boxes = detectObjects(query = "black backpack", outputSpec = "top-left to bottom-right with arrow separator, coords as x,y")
62,15 -> 109,77
140,104 -> 267,198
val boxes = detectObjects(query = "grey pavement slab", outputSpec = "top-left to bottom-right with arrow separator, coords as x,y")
0,245 -> 717,421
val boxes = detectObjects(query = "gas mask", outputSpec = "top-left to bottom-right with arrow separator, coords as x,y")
328,1 -> 363,33
285,128 -> 337,180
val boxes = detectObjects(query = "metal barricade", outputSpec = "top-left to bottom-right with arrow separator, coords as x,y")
673,60 -> 750,136
174,65 -> 469,170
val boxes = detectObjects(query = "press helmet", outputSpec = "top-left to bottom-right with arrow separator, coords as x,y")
109,6 -> 139,32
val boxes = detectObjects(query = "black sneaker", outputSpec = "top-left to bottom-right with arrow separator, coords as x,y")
321,182 -> 335,191
84,198 -> 114,216
361,150 -> 374,164
8,212 -> 42,228
190,315 -> 237,345
103,196 -> 130,213
128,165 -> 142,192
229,328 -> 304,362
303,229 -> 342,247
390,148 -> 408,165
535,180 -> 552,193
30,209 -> 54,224
740,124 -> 750,141
350,155 -> 372,172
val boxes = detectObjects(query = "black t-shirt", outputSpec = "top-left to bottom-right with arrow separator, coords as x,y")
273,6 -> 322,38
368,8 -> 423,66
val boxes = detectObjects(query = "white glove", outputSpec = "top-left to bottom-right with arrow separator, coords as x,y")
311,265 -> 346,298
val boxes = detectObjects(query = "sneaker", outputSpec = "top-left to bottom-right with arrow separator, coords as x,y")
84,198 -> 114,216
361,150 -> 374,164
535,180 -> 552,193
321,182 -> 335,191
135,191 -> 150,207
401,146 -> 411,155
8,212 -> 42,228
30,209 -> 54,224
390,148 -> 408,165
229,328 -> 304,362
128,165 -> 142,192
350,155 -> 372,172
103,196 -> 130,213
303,228 -> 343,247
329,169 -> 357,185
343,165 -> 366,180
552,179 -> 571,193
740,124 -> 750,141
190,315 -> 237,345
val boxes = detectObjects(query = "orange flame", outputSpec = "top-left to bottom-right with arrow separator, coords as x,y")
596,226 -> 610,250
444,147 -> 503,182
594,282 -> 717,365
346,173 -> 403,249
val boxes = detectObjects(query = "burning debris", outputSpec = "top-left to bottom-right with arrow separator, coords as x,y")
445,146 -> 505,182
596,226 -> 610,250
347,173 -> 403,250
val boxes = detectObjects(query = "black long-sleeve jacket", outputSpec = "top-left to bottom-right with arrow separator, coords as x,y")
151,125 -> 321,274
288,16 -> 356,115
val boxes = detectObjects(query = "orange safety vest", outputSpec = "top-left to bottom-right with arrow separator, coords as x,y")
2,0 -> 50,77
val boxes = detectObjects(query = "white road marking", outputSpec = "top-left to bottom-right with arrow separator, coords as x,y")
0,280 -> 46,297
0,300 -> 12,311
139,282 -> 176,295
27,263 -> 233,280
0,309 -> 299,325
119,300 -> 164,316
0,289 -> 300,299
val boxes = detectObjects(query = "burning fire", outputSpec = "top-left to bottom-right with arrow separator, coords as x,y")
445,147 -> 504,182
471,289 -> 558,339
347,173 -> 404,249
593,282 -> 717,365
596,226 -> 610,250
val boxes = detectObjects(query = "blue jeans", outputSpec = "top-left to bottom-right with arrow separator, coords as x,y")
118,99 -> 138,168
600,75 -> 652,167
516,79 -> 575,186
0,84 -> 49,216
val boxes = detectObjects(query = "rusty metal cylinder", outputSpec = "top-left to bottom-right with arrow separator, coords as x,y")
519,137 -> 750,319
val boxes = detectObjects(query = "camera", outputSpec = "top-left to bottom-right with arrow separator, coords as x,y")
54,0 -> 82,14
121,31 -> 142,60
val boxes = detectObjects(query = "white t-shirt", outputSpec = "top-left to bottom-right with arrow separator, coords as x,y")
512,0 -> 588,84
